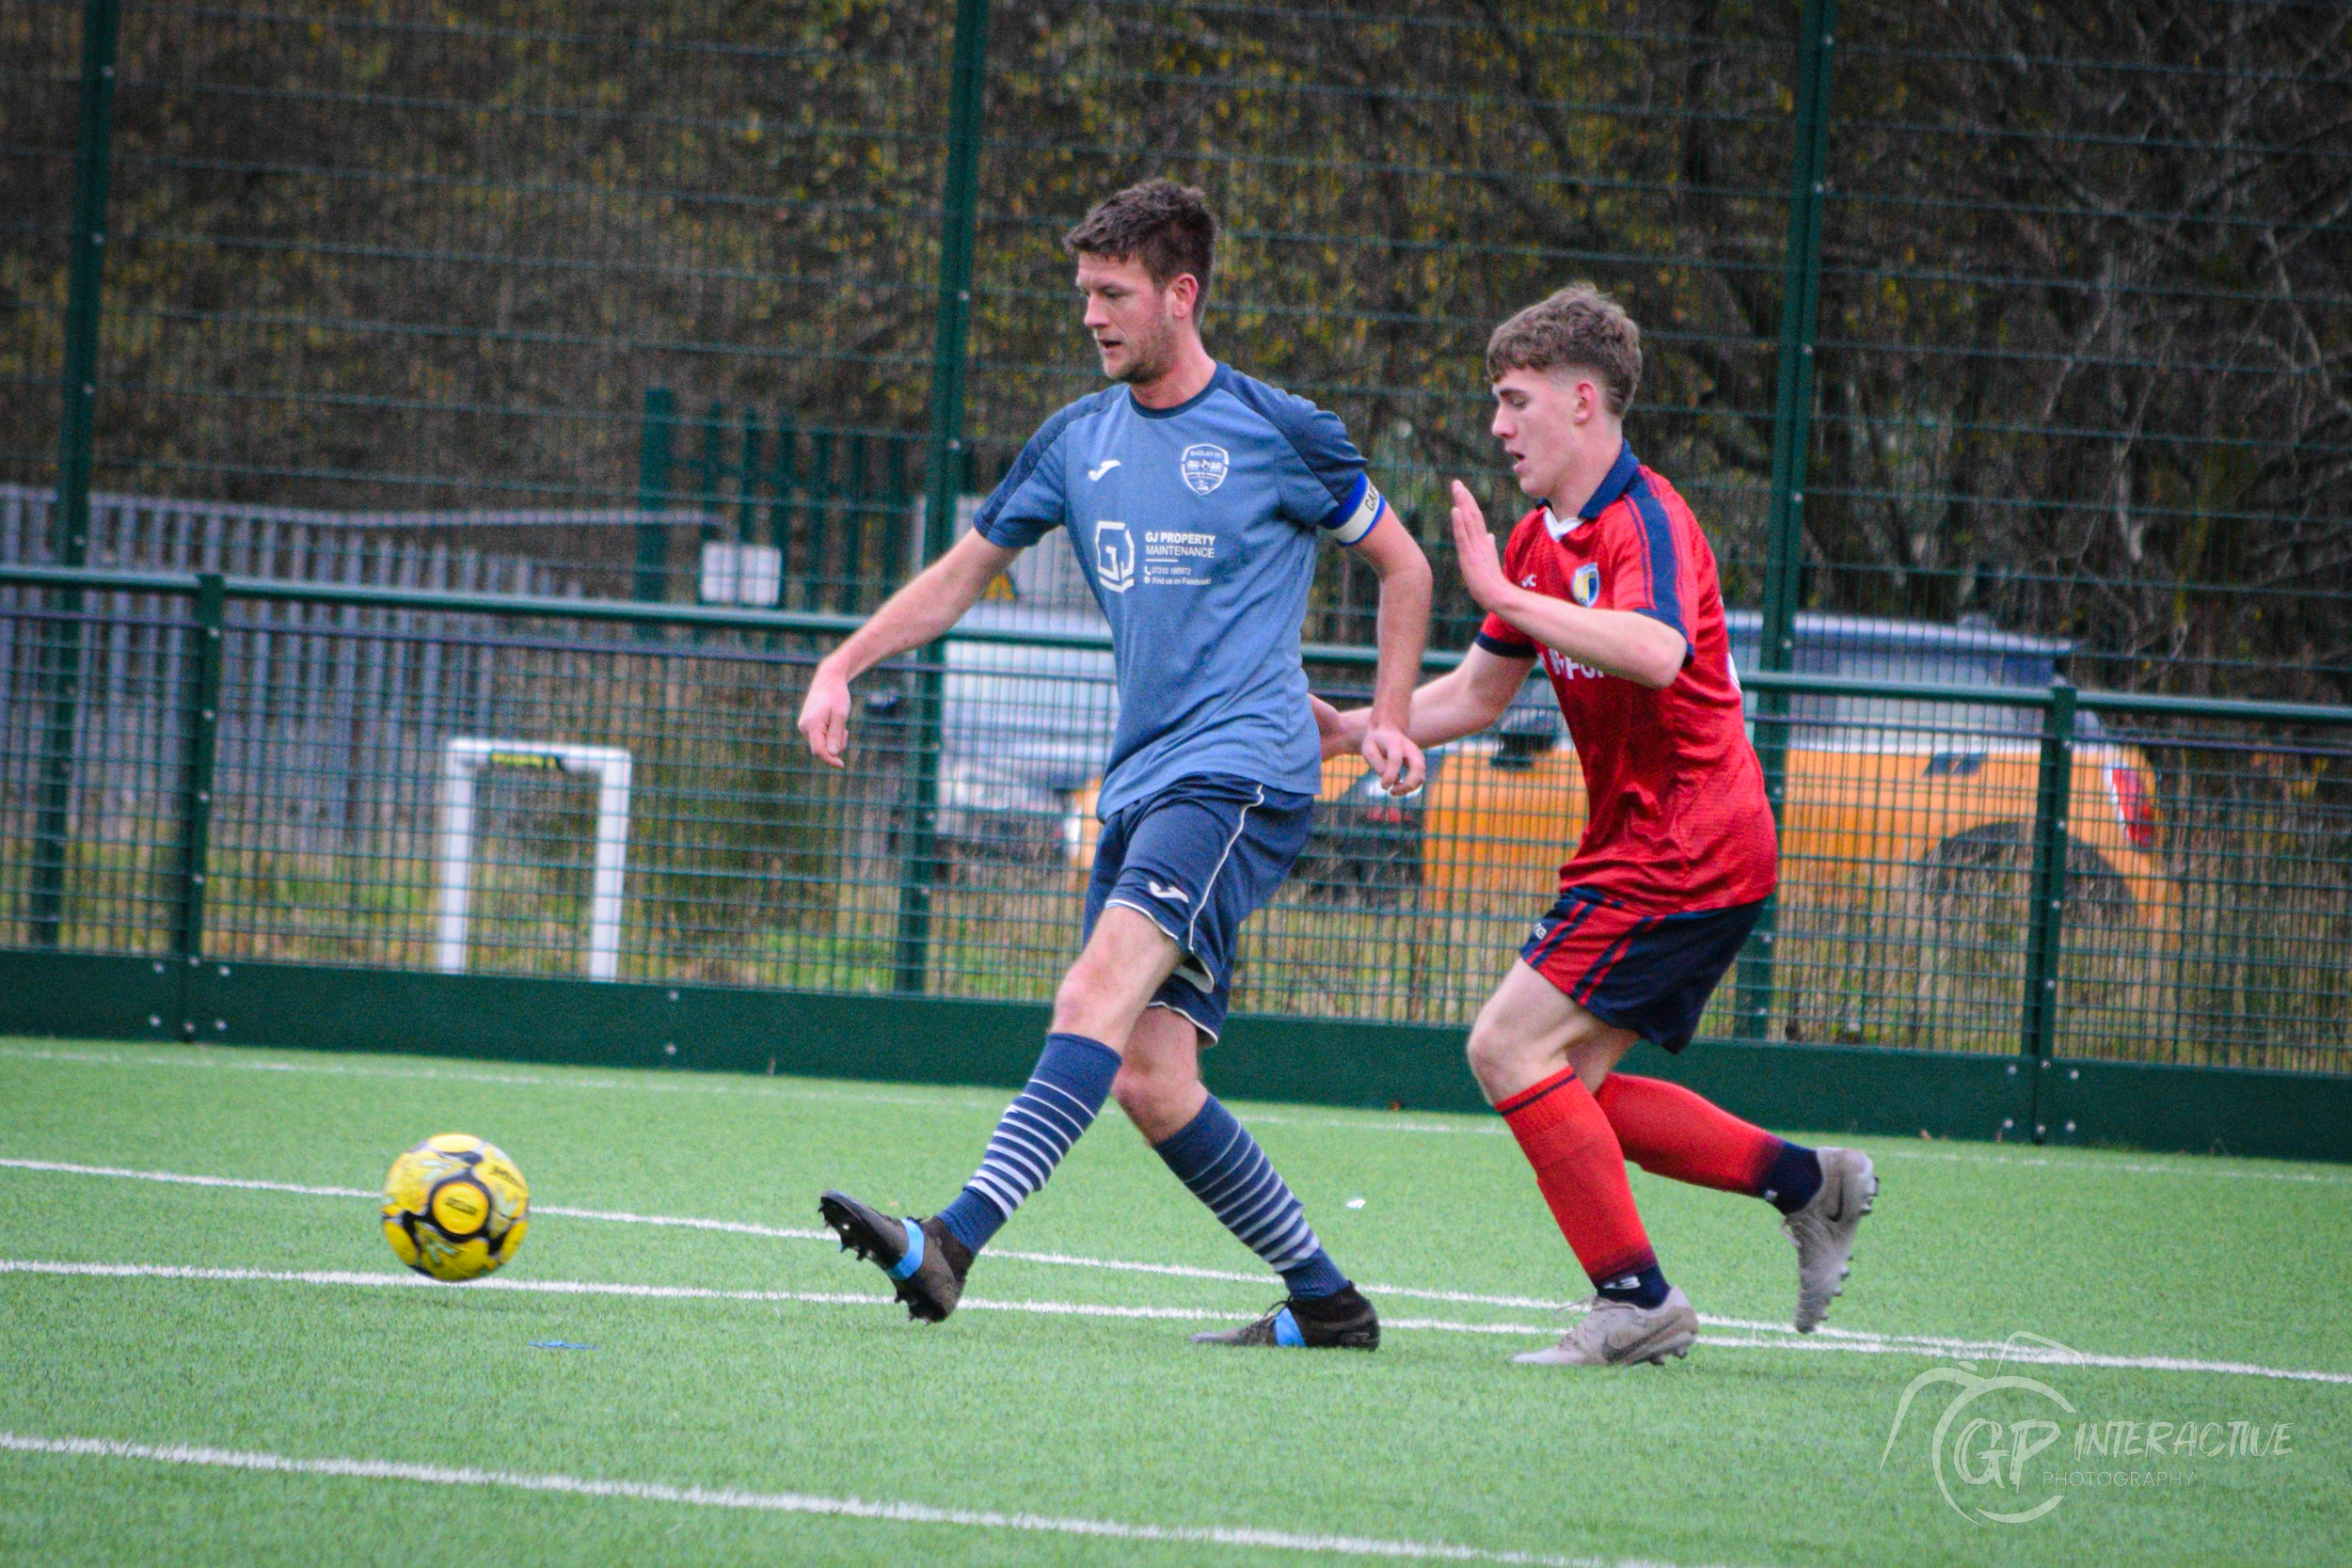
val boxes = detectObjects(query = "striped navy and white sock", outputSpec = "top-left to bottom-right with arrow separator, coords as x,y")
1152,1096 -> 1349,1298
937,1033 -> 1120,1254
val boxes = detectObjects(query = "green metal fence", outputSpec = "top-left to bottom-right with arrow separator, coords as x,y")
7,1 -> 2345,689
6,564 -> 2347,1082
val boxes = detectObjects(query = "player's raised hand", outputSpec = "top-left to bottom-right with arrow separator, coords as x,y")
797,669 -> 853,768
1449,480 -> 1513,611
1363,722 -> 1426,796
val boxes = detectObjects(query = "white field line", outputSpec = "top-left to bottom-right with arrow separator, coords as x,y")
7,1259 -> 2349,1386
0,1432 -> 1737,1568
4,1156 -> 2340,1365
0,1046 -> 1006,1115
0,1157 -> 1555,1307
6,1042 -> 2344,1184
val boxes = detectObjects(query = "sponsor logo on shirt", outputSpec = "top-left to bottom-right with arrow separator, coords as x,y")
1141,529 -> 1216,587
1570,562 -> 1602,606
1542,646 -> 1608,682
1179,443 -> 1231,495
1093,519 -> 1136,594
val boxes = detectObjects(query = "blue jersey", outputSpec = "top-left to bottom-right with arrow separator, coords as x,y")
975,362 -> 1385,819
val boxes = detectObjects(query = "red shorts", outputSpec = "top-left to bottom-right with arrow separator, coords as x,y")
1520,887 -> 1764,1053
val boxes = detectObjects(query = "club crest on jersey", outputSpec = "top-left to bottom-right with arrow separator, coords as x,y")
1093,519 -> 1135,593
1179,443 -> 1230,495
1569,562 -> 1601,606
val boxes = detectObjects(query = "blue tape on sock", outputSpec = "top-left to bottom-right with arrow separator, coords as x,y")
1272,1307 -> 1305,1348
886,1217 -> 926,1280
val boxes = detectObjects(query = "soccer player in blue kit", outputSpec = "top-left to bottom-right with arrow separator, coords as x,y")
799,181 -> 1432,1349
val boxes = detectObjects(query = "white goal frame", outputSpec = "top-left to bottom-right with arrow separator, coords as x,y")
434,737 -> 634,982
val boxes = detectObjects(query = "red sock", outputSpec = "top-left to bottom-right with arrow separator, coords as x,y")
1497,1067 -> 1656,1287
1593,1072 -> 1781,1196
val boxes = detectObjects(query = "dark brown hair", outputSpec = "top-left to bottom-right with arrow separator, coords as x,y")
1485,283 -> 1642,418
1063,180 -> 1216,303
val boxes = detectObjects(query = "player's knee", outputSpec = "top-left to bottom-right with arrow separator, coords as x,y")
1110,1060 -> 1174,1122
1464,1016 -> 1530,1096
1050,960 -> 1117,1034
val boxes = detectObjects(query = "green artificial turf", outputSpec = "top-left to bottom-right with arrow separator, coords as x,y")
0,1036 -> 2345,1567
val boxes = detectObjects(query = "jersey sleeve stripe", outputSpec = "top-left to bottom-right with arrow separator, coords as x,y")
1326,475 -> 1384,544
1474,626 -> 1537,657
1625,476 -> 1688,639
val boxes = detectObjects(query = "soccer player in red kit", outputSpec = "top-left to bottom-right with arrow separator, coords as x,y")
1322,284 -> 1877,1366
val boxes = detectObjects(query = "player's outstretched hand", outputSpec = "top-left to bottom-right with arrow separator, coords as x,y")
798,669 -> 852,768
1449,480 -> 1513,612
1311,693 -> 1363,760
1363,723 -> 1426,796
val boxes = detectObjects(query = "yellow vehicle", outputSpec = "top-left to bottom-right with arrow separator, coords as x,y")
1331,730 -> 2166,925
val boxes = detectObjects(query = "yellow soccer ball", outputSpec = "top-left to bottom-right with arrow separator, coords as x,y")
382,1133 -> 530,1282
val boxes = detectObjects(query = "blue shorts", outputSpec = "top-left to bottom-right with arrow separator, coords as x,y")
1521,888 -> 1764,1053
1084,773 -> 1314,1041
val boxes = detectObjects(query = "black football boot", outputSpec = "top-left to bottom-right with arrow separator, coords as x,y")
818,1190 -> 973,1323
1190,1285 -> 1379,1350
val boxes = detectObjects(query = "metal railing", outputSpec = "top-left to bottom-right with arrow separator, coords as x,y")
6,564 -> 2347,1082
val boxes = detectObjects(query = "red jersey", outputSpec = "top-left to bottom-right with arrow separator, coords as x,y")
1475,442 -> 1777,911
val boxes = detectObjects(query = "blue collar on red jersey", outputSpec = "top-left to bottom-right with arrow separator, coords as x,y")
1577,439 -> 1642,520
1540,440 -> 1642,538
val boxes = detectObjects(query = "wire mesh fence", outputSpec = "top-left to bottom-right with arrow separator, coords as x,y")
7,1 -> 2346,691
957,0 -> 1797,652
1810,3 -> 2352,698
2,0 -> 951,555
4,576 -> 2346,1074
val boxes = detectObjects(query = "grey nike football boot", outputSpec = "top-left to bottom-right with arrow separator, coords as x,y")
1784,1147 -> 1877,1333
1513,1286 -> 1699,1367
818,1190 -> 972,1323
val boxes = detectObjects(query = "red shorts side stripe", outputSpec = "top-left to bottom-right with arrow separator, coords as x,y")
1519,889 -> 1765,1055
1523,894 -> 1609,974
1569,915 -> 1658,1006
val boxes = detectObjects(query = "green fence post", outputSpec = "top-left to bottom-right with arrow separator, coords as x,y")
2020,679 -> 2075,1141
695,400 -> 725,546
29,0 -> 123,948
844,431 -> 869,614
53,0 -> 119,571
1732,0 -> 1837,1041
173,575 -> 226,997
736,408 -> 762,546
878,436 -> 909,615
633,386 -> 675,605
804,427 -> 834,611
893,0 -> 991,995
768,411 -> 798,557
